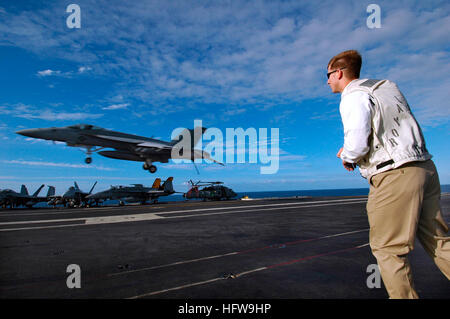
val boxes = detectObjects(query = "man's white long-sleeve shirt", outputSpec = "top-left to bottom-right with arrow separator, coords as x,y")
339,83 -> 372,163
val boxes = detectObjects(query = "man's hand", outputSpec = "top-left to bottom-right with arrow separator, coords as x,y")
337,147 -> 356,171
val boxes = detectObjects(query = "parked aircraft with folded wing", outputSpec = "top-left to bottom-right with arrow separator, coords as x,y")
47,181 -> 97,208
0,184 -> 55,208
86,177 -> 175,206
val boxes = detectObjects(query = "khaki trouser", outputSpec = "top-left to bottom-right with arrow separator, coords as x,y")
367,159 -> 450,299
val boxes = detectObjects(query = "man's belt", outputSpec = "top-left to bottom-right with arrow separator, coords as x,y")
376,159 -> 394,170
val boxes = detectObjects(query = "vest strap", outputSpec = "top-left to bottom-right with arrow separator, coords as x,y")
376,159 -> 394,170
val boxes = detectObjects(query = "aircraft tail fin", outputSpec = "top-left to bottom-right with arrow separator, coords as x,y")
47,186 -> 56,197
152,178 -> 161,189
162,177 -> 174,194
20,185 -> 29,196
170,127 -> 207,148
74,182 -> 80,190
32,184 -> 45,197
88,181 -> 97,195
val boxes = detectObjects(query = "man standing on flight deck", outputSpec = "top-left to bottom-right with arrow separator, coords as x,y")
327,49 -> 450,298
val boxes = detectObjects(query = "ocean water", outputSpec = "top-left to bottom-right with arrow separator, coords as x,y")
16,184 -> 450,207
165,188 -> 370,202
163,184 -> 450,202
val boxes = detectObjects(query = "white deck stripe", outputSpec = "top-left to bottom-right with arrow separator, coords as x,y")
0,197 -> 365,221
0,198 -> 367,232
109,228 -> 369,277
127,243 -> 370,299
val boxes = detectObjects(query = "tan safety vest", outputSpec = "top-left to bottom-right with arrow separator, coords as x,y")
342,79 -> 431,179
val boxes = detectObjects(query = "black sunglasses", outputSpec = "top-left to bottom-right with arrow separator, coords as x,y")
327,67 -> 346,79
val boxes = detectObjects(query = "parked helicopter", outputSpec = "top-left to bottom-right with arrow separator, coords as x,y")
184,180 -> 237,201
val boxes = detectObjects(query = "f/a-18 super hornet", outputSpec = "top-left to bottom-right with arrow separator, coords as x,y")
16,124 -> 222,173
0,184 -> 55,208
86,177 -> 175,206
47,181 -> 97,208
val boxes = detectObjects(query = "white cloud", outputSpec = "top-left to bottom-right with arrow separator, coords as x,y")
23,138 -> 65,145
37,69 -> 60,77
0,103 -> 103,121
102,103 -> 130,110
78,66 -> 92,73
19,111 -> 103,121
280,155 -> 306,161
1,1 -> 449,125
223,108 -> 246,116
37,66 -> 92,78
2,160 -> 116,171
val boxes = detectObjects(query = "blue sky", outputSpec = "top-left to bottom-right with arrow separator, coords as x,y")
1,0 -> 449,194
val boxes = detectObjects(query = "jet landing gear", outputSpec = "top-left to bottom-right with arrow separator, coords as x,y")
83,146 -> 105,164
143,162 -> 157,173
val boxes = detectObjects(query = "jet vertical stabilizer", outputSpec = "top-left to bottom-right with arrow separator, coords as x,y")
152,178 -> 162,189
46,186 -> 56,197
162,177 -> 174,194
20,185 -> 29,196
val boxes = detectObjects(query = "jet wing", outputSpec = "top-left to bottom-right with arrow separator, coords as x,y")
137,141 -> 172,149
94,134 -> 149,144
146,190 -> 168,194
93,134 -> 172,151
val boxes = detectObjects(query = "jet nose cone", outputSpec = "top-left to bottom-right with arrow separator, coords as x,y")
16,129 -> 39,138
16,128 -> 54,140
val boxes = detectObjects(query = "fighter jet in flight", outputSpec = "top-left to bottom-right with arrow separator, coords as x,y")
86,177 -> 175,206
16,124 -> 222,173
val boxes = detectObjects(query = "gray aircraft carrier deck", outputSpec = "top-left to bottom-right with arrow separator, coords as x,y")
1,194 -> 449,300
